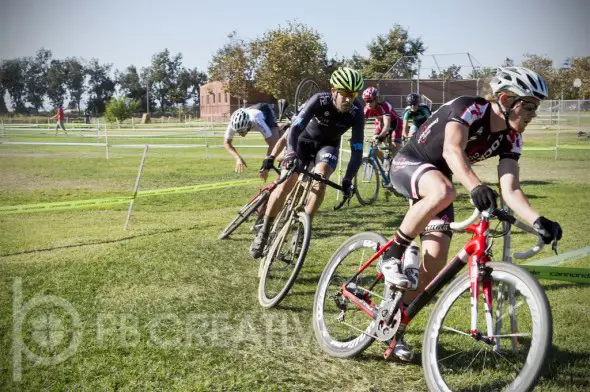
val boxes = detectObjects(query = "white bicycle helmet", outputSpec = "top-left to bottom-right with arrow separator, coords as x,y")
230,108 -> 250,133
490,67 -> 549,100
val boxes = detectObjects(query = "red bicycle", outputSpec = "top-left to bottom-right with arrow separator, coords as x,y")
313,207 -> 554,392
218,168 -> 281,240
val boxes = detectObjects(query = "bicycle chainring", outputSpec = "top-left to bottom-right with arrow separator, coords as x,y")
374,303 -> 401,341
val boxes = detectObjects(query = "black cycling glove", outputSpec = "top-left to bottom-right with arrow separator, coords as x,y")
259,155 -> 275,171
470,184 -> 498,212
282,151 -> 300,170
533,216 -> 563,244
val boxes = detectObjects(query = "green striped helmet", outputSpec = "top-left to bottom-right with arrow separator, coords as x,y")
330,67 -> 364,92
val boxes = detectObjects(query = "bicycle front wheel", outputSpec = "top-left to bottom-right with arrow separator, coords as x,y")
313,232 -> 388,357
354,157 -> 380,206
218,191 -> 268,240
294,78 -> 320,114
422,262 -> 552,392
258,211 -> 311,308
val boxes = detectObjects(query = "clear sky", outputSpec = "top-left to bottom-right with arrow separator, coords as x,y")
1,0 -> 589,77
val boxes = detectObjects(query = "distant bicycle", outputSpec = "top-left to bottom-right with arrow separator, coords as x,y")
353,138 -> 399,205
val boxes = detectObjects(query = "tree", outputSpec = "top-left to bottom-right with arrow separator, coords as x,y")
551,56 -> 590,99
468,66 -> 497,79
86,58 -> 115,114
1,58 -> 28,113
501,58 -> 515,67
186,67 -> 207,107
169,67 -> 192,108
250,21 -> 330,103
103,97 -> 139,125
25,48 -> 52,111
0,64 -> 8,113
45,59 -> 68,108
118,65 -> 145,104
569,57 -> 590,99
356,24 -> 426,79
63,57 -> 86,112
429,64 -> 463,80
208,31 -> 254,102
148,49 -> 184,111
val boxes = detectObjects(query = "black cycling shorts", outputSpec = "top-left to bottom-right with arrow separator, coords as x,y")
296,137 -> 339,170
389,151 -> 454,236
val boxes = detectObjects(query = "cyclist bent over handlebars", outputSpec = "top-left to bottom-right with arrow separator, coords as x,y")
382,67 -> 563,361
250,67 -> 366,259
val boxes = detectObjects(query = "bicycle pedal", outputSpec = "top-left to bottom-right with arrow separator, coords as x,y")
383,338 -> 397,359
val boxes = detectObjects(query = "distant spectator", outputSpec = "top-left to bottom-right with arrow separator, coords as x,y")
50,106 -> 67,135
84,108 -> 90,125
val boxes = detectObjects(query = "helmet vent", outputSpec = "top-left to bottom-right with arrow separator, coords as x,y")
526,74 -> 538,90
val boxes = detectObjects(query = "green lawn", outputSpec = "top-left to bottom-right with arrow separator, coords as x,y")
1,130 -> 589,391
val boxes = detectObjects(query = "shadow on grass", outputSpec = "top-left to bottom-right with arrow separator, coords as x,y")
545,347 -> 590,388
0,225 -> 209,257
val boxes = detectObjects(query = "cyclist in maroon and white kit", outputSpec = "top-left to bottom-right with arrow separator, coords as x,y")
379,67 -> 563,361
362,87 -> 402,159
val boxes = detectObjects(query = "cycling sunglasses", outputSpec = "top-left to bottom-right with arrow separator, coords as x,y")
337,89 -> 358,99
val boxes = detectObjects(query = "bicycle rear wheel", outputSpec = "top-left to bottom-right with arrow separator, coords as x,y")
422,262 -> 552,392
294,78 -> 320,114
258,211 -> 311,308
354,157 -> 380,206
313,232 -> 388,357
218,191 -> 268,240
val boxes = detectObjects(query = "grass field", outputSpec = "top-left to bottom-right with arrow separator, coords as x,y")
1,126 -> 590,391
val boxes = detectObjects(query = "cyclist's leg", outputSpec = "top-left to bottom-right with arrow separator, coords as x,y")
385,154 -> 455,261
402,205 -> 454,304
305,146 -> 338,216
407,124 -> 419,139
263,173 -> 298,219
397,173 -> 454,239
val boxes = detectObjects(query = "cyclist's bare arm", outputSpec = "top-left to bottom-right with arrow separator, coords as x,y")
259,130 -> 288,181
270,128 -> 289,158
402,119 -> 410,138
442,121 -> 483,192
498,158 -> 541,225
223,139 -> 247,173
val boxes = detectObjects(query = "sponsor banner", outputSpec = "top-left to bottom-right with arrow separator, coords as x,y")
522,265 -> 590,284
0,179 -> 260,215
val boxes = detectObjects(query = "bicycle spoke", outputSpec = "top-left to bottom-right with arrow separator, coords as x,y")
423,263 -> 552,391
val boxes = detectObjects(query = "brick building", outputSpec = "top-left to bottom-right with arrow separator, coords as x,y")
199,78 -> 489,120
199,81 -> 275,122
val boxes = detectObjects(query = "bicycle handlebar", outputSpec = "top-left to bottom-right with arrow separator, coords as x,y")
333,186 -> 355,211
449,207 -> 546,260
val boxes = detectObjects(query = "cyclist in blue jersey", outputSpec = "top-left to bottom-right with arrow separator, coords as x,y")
251,67 -> 365,258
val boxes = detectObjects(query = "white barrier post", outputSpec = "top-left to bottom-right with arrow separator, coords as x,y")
104,123 -> 109,160
555,98 -> 561,161
125,145 -> 149,230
